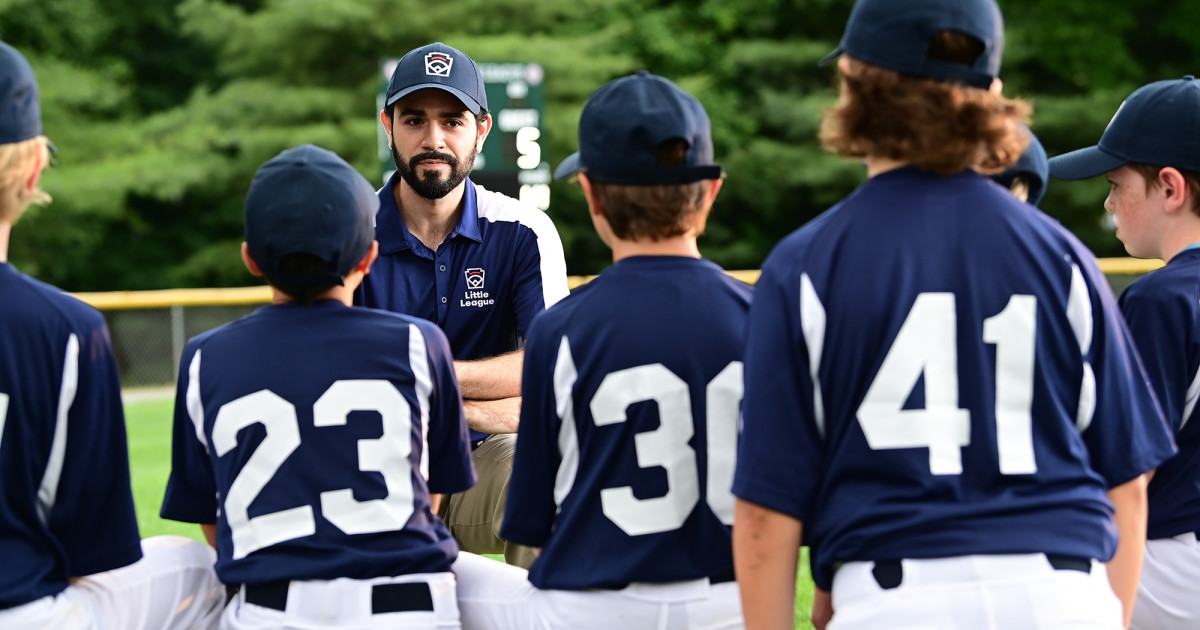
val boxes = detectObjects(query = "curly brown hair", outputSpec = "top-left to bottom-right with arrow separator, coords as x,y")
819,32 -> 1031,176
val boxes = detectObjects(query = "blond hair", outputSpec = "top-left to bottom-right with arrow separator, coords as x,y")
0,136 -> 51,223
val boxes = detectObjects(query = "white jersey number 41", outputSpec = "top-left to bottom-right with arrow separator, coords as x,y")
857,293 -> 1038,475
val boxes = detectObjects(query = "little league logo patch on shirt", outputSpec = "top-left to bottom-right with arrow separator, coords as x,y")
461,268 -> 495,308
465,268 -> 485,289
426,53 -> 453,77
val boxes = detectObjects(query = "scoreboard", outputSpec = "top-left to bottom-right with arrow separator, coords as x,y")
378,59 -> 551,210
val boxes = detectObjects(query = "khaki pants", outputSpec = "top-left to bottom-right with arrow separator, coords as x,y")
438,434 -> 536,568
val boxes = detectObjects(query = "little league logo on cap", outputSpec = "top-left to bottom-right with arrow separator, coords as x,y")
386,42 -> 487,116
425,53 -> 453,77
1050,76 -> 1200,180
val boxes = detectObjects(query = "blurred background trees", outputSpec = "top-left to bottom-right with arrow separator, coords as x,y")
2,0 -> 1193,290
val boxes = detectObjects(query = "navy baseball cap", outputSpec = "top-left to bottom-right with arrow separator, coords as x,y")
1050,76 -> 1200,180
244,144 -> 378,286
819,0 -> 1004,89
554,71 -> 722,185
0,41 -> 44,145
385,42 -> 487,116
993,123 -> 1049,206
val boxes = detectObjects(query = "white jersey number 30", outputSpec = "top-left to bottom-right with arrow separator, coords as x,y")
554,337 -> 741,537
213,380 -> 416,559
857,293 -> 1038,475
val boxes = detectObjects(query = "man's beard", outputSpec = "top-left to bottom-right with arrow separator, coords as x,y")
393,145 -> 476,200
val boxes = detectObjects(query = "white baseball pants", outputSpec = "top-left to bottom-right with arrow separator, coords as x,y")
828,553 -> 1124,630
1132,532 -> 1200,630
453,551 -> 744,630
0,535 -> 224,630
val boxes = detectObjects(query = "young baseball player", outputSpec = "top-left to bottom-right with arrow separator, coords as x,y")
730,1 -> 1177,629
160,144 -> 476,630
452,71 -> 749,630
0,40 -> 224,629
993,123 -> 1049,206
1049,76 -> 1200,630
356,42 -> 569,568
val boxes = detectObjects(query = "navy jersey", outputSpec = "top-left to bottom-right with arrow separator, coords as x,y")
1119,246 -> 1200,539
732,168 -> 1176,590
160,301 -> 475,586
0,263 -> 142,607
356,176 -> 569,441
502,257 -> 753,590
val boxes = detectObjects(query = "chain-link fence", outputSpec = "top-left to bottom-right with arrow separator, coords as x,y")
75,261 -> 1161,389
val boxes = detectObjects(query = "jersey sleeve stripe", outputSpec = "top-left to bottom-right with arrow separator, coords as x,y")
553,336 -> 580,511
1181,357 -> 1200,431
474,185 -> 570,308
408,323 -> 432,481
187,350 -> 209,454
1067,264 -> 1097,432
800,273 -> 827,438
37,333 -> 79,525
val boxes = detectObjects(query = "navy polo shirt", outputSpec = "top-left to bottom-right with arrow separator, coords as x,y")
356,175 -> 570,439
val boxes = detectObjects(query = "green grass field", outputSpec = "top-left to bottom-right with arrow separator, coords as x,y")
124,395 -> 817,629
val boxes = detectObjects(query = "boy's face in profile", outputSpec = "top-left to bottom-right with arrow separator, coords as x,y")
1104,165 -> 1167,259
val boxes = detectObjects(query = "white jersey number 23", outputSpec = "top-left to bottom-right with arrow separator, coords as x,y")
212,380 -> 416,560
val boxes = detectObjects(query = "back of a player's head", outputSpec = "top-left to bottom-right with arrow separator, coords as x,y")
818,0 -> 1030,175
554,71 -> 723,240
992,123 -> 1049,206
244,144 -> 379,304
0,41 -> 51,223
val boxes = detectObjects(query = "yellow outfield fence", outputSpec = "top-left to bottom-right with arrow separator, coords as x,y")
70,258 -> 1164,388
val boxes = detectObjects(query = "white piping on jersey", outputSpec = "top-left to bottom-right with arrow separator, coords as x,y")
799,273 -> 827,439
408,323 -> 433,481
187,350 -> 209,454
37,333 -> 78,525
1182,316 -> 1200,430
0,394 -> 8,450
552,336 -> 580,512
474,185 -> 570,309
1067,264 -> 1097,432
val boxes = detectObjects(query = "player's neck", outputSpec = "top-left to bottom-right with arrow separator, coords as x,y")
610,235 -> 701,262
0,222 -> 9,262
1160,222 -> 1200,263
393,179 -> 465,251
863,156 -> 909,178
270,285 -> 354,306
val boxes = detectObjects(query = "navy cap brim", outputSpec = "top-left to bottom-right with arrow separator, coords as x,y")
818,46 -> 843,68
554,152 -> 582,180
386,83 -> 483,115
1048,146 -> 1128,181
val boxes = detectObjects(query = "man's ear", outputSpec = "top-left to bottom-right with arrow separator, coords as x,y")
380,109 -> 394,145
241,242 -> 264,277
1159,167 -> 1189,215
475,112 -> 493,151
578,173 -> 604,217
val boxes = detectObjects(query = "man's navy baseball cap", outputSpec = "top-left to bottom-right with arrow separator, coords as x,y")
385,42 -> 487,116
244,144 -> 378,286
819,0 -> 1004,89
554,71 -> 722,185
1049,76 -> 1200,180
993,123 -> 1049,206
0,41 -> 44,145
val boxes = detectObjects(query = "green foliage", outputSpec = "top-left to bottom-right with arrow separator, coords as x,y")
1,0 -> 1178,289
